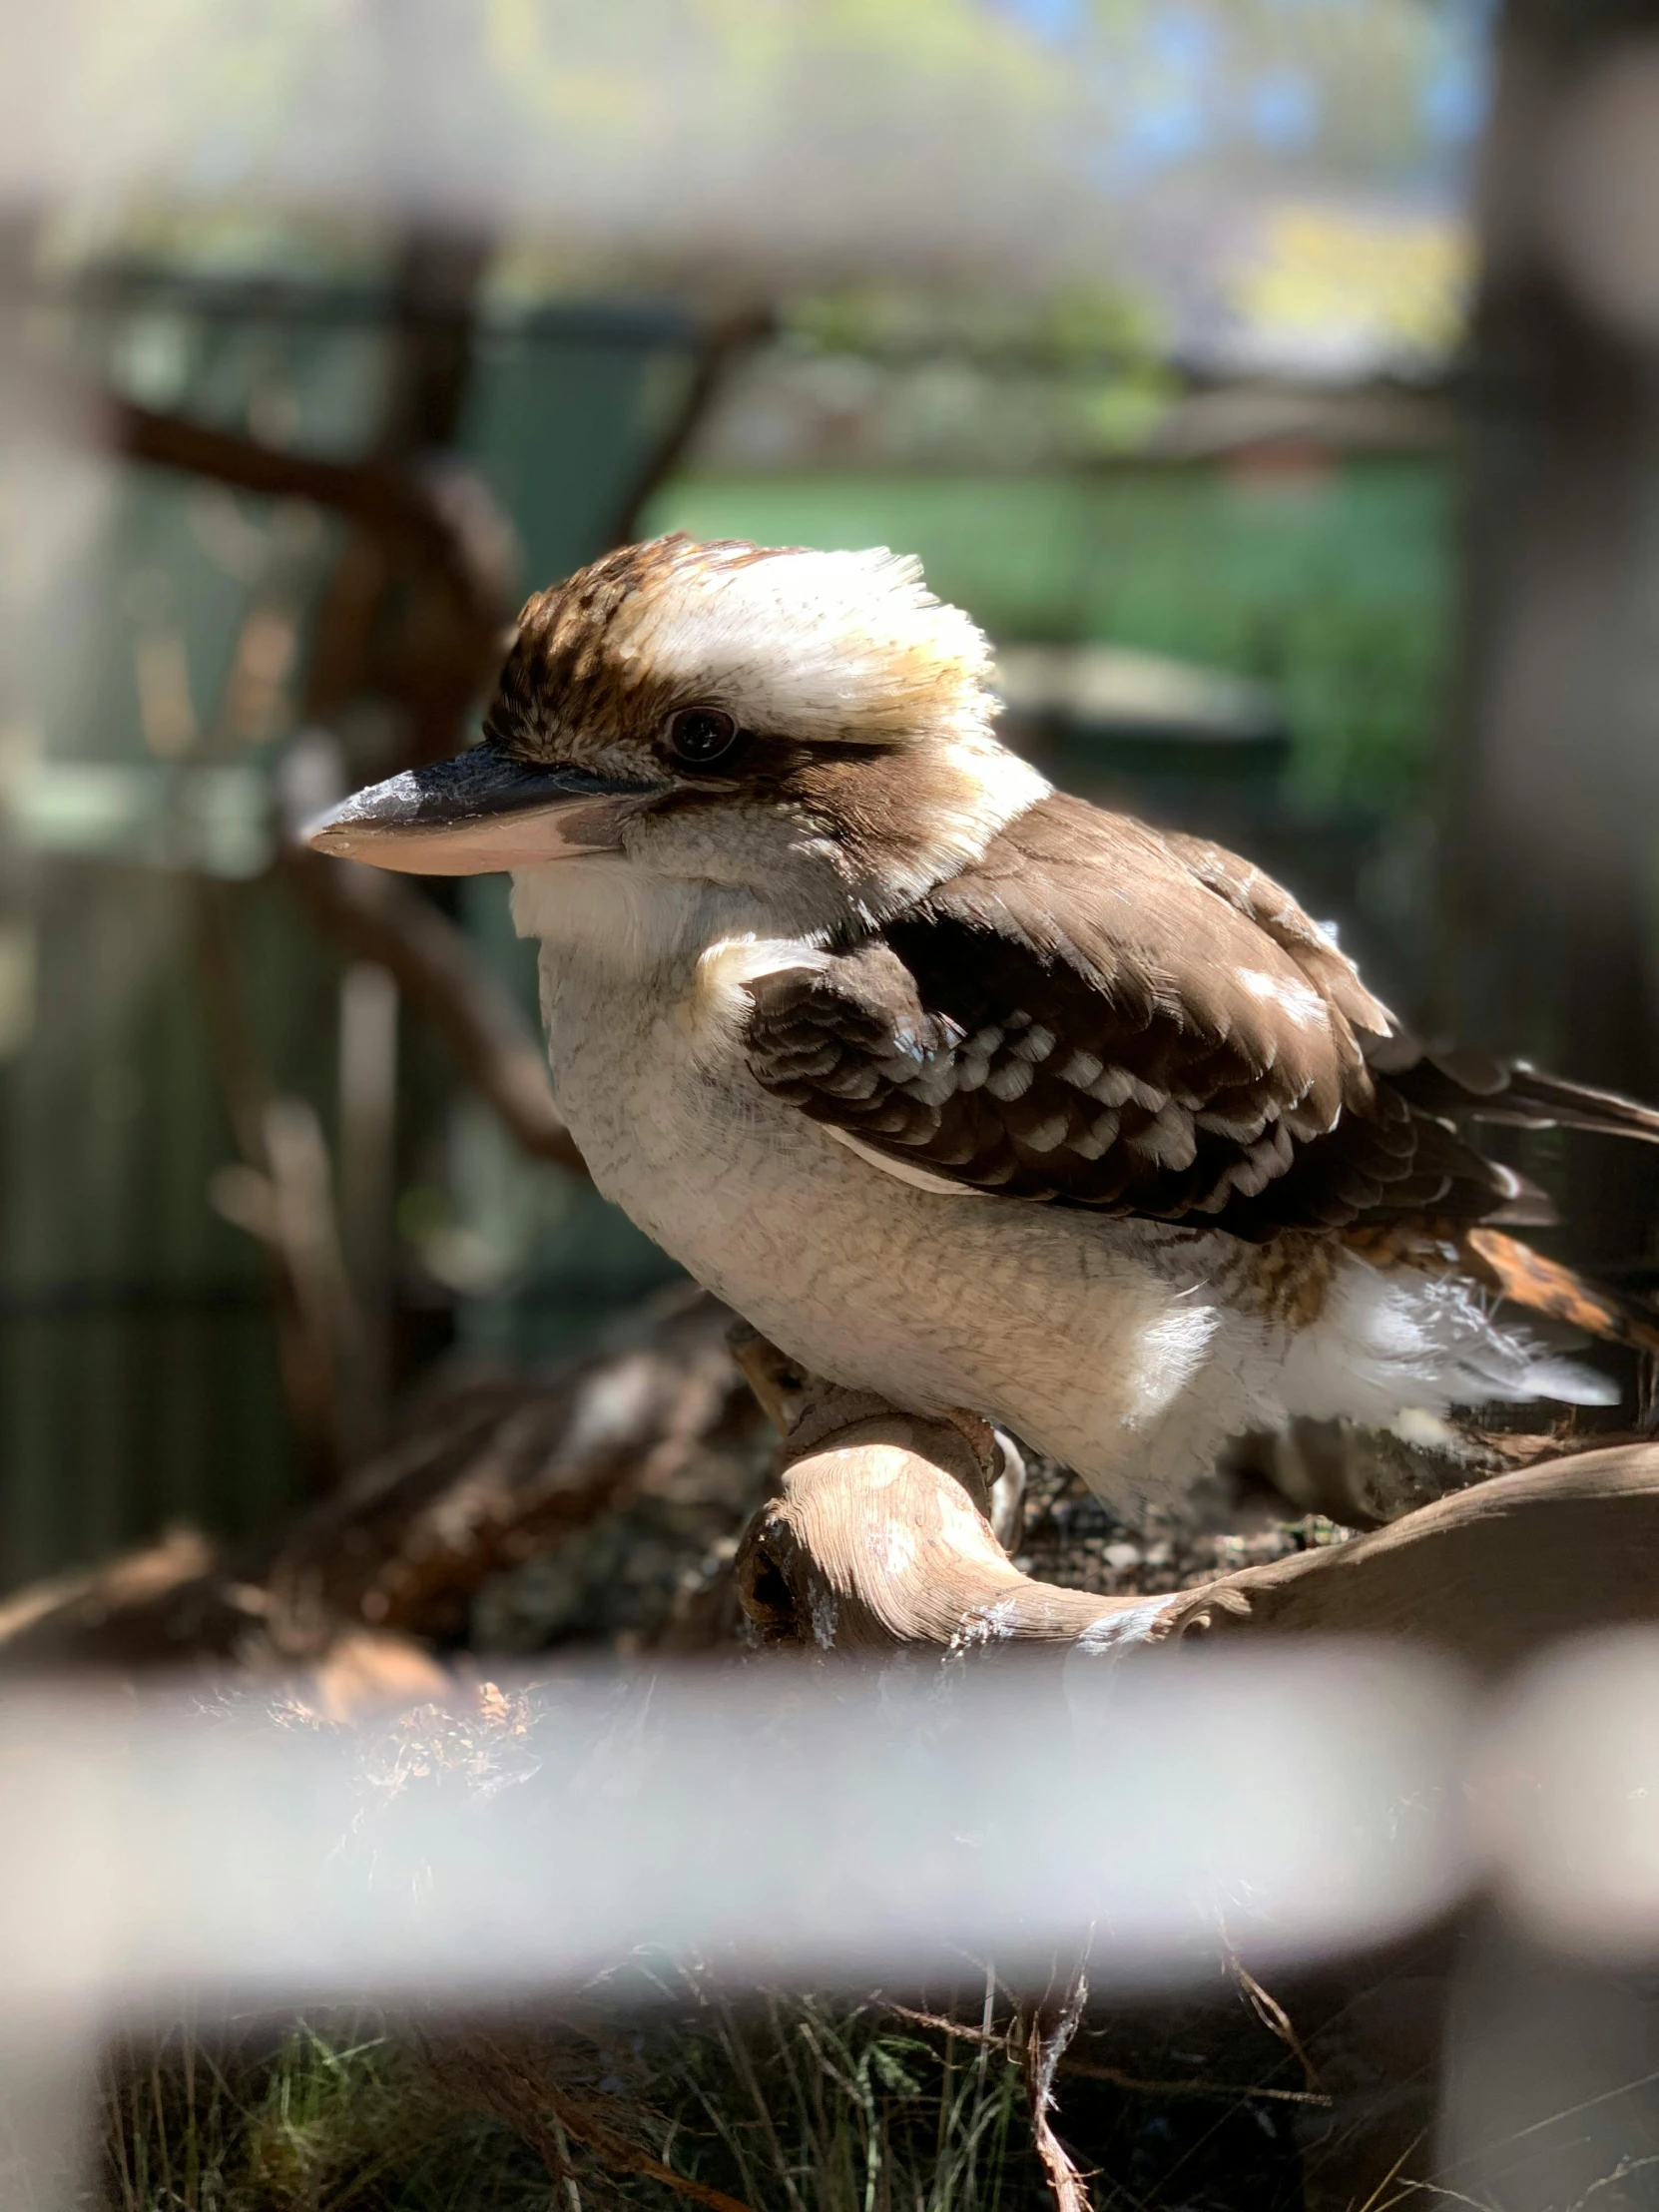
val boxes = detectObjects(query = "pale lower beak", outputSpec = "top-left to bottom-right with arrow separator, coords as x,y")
304,745 -> 667,875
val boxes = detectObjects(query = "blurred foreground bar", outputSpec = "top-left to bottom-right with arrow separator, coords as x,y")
12,1639 -> 1659,2206
12,1636 -> 1659,2019
0,1646 -> 1471,2012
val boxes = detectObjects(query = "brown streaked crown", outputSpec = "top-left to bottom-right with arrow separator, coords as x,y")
484,538 -> 780,763
481,533 -> 998,785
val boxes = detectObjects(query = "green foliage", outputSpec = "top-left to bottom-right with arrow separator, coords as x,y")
785,279 -> 1168,369
95,1995 -> 1035,2212
99,2016 -> 478,2212
659,1994 -> 1025,2212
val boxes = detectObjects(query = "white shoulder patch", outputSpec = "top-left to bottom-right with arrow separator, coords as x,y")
686,933 -> 830,1057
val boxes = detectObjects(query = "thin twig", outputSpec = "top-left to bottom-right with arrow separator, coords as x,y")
1020,1968 -> 1092,2212
883,1997 -> 1334,2124
1061,2055 -> 1330,2108
1229,1955 -> 1325,2097
609,309 -> 774,545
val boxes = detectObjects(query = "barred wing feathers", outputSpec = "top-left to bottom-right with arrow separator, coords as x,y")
742,795 -> 1656,1239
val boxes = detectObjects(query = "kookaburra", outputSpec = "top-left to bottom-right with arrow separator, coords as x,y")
310,535 -> 1659,1512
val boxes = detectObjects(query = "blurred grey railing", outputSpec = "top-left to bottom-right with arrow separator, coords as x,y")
7,1637 -> 1659,2204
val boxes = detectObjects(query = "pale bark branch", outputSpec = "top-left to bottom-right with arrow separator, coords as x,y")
733,1383 -> 1173,1652
1021,1970 -> 1092,2212
733,1361 -> 1659,1668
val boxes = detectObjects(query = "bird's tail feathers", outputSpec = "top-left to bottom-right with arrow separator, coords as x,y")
1483,1065 -> 1659,1145
1369,1036 -> 1659,1146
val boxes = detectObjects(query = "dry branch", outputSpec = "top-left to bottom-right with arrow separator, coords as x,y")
879,2000 -> 1331,2107
1021,1971 -> 1092,2212
609,308 -> 774,544
264,1290 -> 752,1645
1172,1436 -> 1659,1672
0,1293 -> 762,1677
733,1364 -> 1659,1669
111,396 -> 513,640
735,1389 -> 1154,1651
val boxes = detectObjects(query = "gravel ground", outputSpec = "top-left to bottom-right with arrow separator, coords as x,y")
1012,1449 -> 1354,1598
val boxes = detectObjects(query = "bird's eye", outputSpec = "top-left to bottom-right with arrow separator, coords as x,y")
666,706 -> 739,766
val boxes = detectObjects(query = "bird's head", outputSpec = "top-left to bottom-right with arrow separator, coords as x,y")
307,534 -> 1047,943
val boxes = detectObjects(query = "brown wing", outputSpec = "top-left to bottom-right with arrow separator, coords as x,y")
743,794 -> 1531,1235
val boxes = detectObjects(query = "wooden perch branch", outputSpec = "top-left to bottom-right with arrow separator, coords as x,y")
733,1350 -> 1659,1668
1178,1437 -> 1659,1670
733,1375 -> 1166,1652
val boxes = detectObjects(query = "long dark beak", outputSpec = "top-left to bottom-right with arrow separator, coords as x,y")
304,746 -> 668,875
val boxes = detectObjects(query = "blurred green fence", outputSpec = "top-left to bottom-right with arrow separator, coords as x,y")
0,274 -> 693,1588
